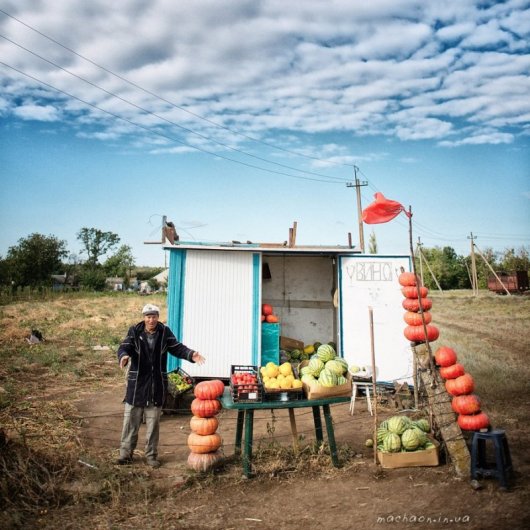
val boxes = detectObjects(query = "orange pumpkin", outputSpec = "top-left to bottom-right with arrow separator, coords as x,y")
404,324 -> 439,343
457,412 -> 490,431
187,450 -> 223,472
194,380 -> 225,400
401,286 -> 429,299
402,297 -> 433,312
439,363 -> 465,380
187,432 -> 222,454
190,415 -> 219,436
434,346 -> 457,367
398,272 -> 417,286
451,394 -> 481,415
403,311 -> 432,326
445,373 -> 474,396
191,398 -> 221,418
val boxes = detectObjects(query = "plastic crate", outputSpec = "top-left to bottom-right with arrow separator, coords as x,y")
230,365 -> 263,403
167,367 -> 194,397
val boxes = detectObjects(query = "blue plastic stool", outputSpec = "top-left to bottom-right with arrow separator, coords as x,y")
471,429 -> 513,489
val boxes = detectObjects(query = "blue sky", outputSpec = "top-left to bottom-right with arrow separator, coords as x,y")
1,0 -> 529,267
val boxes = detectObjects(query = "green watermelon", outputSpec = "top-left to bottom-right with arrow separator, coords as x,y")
376,427 -> 388,444
300,366 -> 313,377
334,357 -> 349,374
336,375 -> 347,385
313,341 -> 322,351
290,349 -> 301,360
317,344 -> 336,363
318,370 -> 338,387
401,428 -> 423,451
324,359 -> 344,376
301,374 -> 316,385
387,415 -> 412,435
413,419 -> 430,433
308,358 -> 324,377
382,432 -> 401,453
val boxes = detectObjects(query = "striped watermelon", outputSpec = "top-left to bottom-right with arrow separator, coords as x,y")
324,359 -> 344,376
318,370 -> 338,387
382,432 -> 401,453
317,344 -> 336,362
308,358 -> 325,377
333,357 -> 349,374
387,415 -> 412,435
401,428 -> 423,451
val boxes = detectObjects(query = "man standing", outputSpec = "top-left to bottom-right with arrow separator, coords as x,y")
116,303 -> 205,468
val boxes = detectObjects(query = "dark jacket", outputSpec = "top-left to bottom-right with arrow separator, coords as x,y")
117,321 -> 195,407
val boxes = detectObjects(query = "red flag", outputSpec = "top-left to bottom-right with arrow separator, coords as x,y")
362,192 -> 411,224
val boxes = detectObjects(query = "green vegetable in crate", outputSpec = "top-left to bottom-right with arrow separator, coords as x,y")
382,432 -> 401,453
318,369 -> 338,387
300,365 -> 313,377
377,427 -> 389,444
316,344 -> 336,363
324,359 -> 345,376
301,374 -> 316,385
290,349 -> 302,360
308,357 -> 325,377
168,371 -> 193,392
412,419 -> 430,433
401,428 -> 426,451
334,358 -> 349,374
387,415 -> 412,435
313,341 -> 322,351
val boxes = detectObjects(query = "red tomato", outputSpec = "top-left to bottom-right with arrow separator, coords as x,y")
266,314 -> 279,323
262,304 -> 273,316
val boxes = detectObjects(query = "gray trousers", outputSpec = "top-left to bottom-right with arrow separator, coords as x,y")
119,403 -> 162,459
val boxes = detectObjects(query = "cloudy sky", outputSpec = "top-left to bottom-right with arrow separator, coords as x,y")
1,0 -> 529,266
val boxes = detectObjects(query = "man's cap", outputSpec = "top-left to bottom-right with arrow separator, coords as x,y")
142,304 -> 160,315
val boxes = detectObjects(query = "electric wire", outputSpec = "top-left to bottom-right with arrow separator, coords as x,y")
0,33 -> 350,183
0,7 -> 357,170
0,60 -> 347,184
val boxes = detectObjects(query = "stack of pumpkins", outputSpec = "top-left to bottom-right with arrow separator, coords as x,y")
435,346 -> 490,431
399,272 -> 440,343
187,380 -> 224,472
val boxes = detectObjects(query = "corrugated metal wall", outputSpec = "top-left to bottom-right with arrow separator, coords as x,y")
181,250 -> 257,378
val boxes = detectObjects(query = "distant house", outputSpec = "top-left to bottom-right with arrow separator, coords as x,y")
106,277 -> 125,291
139,269 -> 168,293
51,273 -> 76,291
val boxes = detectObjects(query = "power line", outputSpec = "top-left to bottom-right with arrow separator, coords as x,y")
0,33 -> 350,184
0,60 -> 349,184
0,7 -> 358,170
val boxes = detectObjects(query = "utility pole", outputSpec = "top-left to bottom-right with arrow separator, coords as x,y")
468,232 -> 479,296
416,237 -> 424,286
346,166 -> 368,253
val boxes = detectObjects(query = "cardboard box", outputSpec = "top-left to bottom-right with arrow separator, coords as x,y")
377,439 -> 440,469
280,336 -> 304,351
299,360 -> 352,400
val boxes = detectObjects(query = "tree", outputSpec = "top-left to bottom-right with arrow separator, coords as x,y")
77,228 -> 120,267
104,245 -> 135,278
418,246 -> 469,290
498,246 -> 529,272
1,233 -> 67,287
368,231 -> 378,254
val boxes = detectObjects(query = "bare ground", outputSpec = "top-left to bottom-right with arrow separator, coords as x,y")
41,382 -> 529,530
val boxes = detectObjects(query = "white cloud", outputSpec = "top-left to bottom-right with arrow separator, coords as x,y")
0,0 -> 528,149
13,102 -> 60,121
439,131 -> 514,146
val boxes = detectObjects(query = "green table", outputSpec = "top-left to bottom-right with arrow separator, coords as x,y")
220,389 -> 351,477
